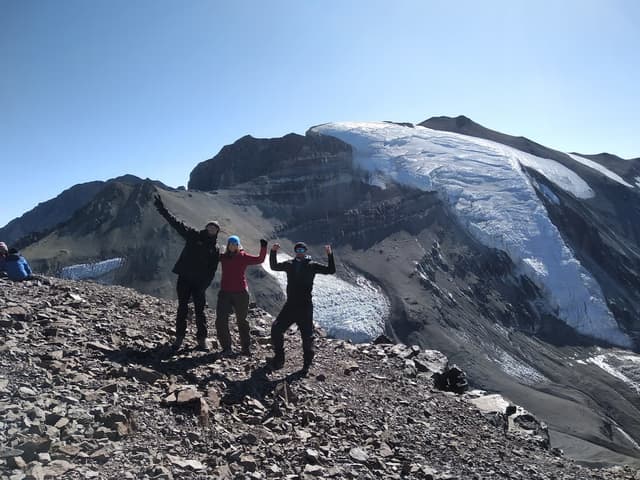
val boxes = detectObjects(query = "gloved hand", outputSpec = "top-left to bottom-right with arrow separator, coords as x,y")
260,239 -> 268,248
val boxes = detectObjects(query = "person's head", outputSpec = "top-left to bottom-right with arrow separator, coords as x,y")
294,242 -> 308,259
226,235 -> 241,253
0,242 -> 7,255
205,221 -> 220,237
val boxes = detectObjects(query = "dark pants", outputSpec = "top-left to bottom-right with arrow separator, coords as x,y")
216,290 -> 251,350
271,301 -> 314,365
176,276 -> 207,340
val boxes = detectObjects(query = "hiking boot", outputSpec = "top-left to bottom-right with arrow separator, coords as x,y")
196,338 -> 208,352
268,355 -> 285,370
220,347 -> 233,357
302,351 -> 314,372
171,335 -> 184,351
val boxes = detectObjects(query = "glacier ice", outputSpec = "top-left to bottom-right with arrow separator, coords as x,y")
312,122 -> 631,348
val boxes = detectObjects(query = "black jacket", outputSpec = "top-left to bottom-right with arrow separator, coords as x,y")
157,205 -> 219,286
270,250 -> 335,303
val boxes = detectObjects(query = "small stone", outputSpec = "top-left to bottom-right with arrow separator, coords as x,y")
19,386 -> 37,397
0,447 -> 24,459
239,454 -> 257,472
37,452 -> 51,463
7,456 -> 27,469
127,366 -> 163,384
303,464 -> 324,475
167,454 -> 205,471
176,388 -> 202,404
342,361 -> 359,375
349,447 -> 368,463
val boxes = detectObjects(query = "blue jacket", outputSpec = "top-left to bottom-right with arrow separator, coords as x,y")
1,253 -> 33,281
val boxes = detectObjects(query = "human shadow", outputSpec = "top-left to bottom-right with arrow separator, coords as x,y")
204,365 -> 308,405
105,343 -> 223,378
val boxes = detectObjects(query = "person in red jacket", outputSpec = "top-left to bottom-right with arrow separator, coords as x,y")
216,235 -> 267,356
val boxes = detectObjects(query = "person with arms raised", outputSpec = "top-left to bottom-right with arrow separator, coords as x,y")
268,242 -> 335,372
154,194 -> 220,351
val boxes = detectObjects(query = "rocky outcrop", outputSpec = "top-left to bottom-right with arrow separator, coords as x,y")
1,276 -> 637,479
187,133 -> 352,191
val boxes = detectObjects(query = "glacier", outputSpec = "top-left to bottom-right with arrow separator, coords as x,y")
567,153 -> 634,189
312,122 -> 631,348
263,254 -> 389,342
60,258 -> 124,281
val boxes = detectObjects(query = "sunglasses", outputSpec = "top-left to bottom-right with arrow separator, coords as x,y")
294,247 -> 307,253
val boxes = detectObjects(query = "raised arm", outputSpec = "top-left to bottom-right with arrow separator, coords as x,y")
269,244 -> 288,272
244,240 -> 268,266
154,194 -> 196,239
313,245 -> 336,275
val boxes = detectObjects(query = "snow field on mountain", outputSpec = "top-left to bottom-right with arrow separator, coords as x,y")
262,254 -> 388,342
567,153 -> 634,188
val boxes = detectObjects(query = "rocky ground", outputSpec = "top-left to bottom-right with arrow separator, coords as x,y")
1,277 -> 638,480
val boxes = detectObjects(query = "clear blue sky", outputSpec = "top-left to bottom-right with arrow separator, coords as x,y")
2,0 -> 639,227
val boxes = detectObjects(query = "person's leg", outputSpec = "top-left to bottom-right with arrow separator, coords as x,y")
233,291 -> 251,353
298,302 -> 315,370
215,291 -> 234,352
192,285 -> 208,349
270,303 -> 296,368
174,277 -> 191,348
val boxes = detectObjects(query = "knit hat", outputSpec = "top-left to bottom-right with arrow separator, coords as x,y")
227,235 -> 240,245
294,242 -> 308,251
205,220 -> 220,230
0,242 -> 7,254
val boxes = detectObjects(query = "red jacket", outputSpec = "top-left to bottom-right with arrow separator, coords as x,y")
219,247 -> 267,293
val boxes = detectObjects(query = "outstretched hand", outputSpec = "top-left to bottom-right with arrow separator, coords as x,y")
271,243 -> 281,252
325,245 -> 332,255
260,239 -> 268,248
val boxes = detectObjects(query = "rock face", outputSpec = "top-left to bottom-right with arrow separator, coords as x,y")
1,276 -> 637,479
187,132 -> 352,190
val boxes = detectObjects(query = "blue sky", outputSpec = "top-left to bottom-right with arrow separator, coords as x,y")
1,0 -> 639,227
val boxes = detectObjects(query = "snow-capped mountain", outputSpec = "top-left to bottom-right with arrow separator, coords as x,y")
312,121 -> 632,347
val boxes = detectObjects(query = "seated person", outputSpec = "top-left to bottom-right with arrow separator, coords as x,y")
1,248 -> 33,281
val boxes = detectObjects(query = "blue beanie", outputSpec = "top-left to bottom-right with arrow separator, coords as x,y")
227,235 -> 240,245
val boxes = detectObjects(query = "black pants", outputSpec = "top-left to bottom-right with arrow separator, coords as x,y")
271,301 -> 314,364
176,276 -> 207,340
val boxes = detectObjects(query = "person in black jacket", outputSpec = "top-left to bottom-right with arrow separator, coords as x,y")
269,241 -> 335,371
154,194 -> 220,351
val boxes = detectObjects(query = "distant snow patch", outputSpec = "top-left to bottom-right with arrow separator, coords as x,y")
567,153 -> 634,188
635,177 -> 640,189
60,258 -> 124,281
263,254 -> 389,342
587,353 -> 640,393
490,348 -> 548,385
313,122 -> 630,348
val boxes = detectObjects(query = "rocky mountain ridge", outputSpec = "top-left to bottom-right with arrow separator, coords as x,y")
2,276 -> 638,480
